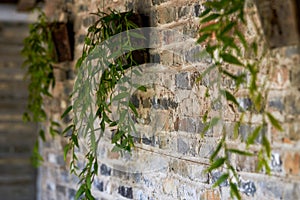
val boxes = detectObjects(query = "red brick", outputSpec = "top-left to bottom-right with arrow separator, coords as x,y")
284,152 -> 300,175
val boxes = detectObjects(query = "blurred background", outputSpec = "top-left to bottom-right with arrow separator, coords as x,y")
0,1 -> 38,199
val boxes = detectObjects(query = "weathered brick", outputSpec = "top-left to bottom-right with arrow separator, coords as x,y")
68,188 -> 76,199
271,152 -> 283,173
94,179 -> 104,191
201,190 -> 221,200
237,97 -> 252,111
118,186 -> 133,199
56,185 -> 66,199
177,117 -> 204,133
177,137 -> 189,154
238,124 -> 266,143
193,4 -> 201,17
284,152 -> 300,175
268,97 -> 285,112
157,7 -> 177,24
178,6 -> 189,18
285,94 -> 300,115
210,171 -> 228,187
239,178 -> 256,197
169,159 -> 189,177
175,72 -> 191,89
100,164 -> 111,176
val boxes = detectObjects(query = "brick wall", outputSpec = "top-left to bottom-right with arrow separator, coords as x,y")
38,0 -> 300,199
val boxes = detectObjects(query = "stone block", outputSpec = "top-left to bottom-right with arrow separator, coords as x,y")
177,137 -> 189,154
201,190 -> 220,200
284,152 -> 300,175
238,124 -> 266,143
285,94 -> 300,115
169,159 -> 189,177
177,183 -> 198,199
187,164 -> 208,183
268,97 -> 285,112
162,178 -> 177,195
100,164 -> 112,176
178,6 -> 190,18
193,4 -> 201,17
56,185 -> 66,199
239,178 -> 256,197
118,186 -> 133,199
210,171 -> 228,187
177,117 -> 204,133
157,7 -> 177,24
94,179 -> 104,192
237,97 -> 252,112
68,188 -> 76,200
175,72 -> 192,89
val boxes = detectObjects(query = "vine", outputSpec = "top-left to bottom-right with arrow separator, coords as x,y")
197,0 -> 282,199
62,9 -> 147,199
22,10 -> 61,167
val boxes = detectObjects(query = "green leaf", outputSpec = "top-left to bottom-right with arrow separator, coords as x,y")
196,64 -> 217,83
109,121 -> 118,127
62,124 -> 75,135
235,29 -> 247,49
227,148 -> 253,156
63,144 -> 70,161
112,92 -> 129,101
252,42 -> 258,56
220,22 -> 236,35
262,135 -> 271,158
61,106 -> 73,119
210,117 -> 220,127
129,31 -> 145,39
199,8 -> 211,18
210,139 -> 223,161
221,90 -> 239,106
205,1 -> 224,10
111,145 -> 123,152
266,112 -> 282,131
213,173 -> 229,187
112,129 -> 124,143
230,182 -> 241,200
23,112 -> 30,122
93,160 -> 98,175
39,130 -> 46,141
85,188 -> 94,200
75,185 -> 85,200
129,101 -> 138,117
199,22 -> 221,33
51,121 -> 60,127
197,33 -> 210,44
220,53 -> 243,66
200,13 -> 220,23
118,110 -> 127,125
202,117 -> 220,134
85,37 -> 92,45
72,134 -> 79,148
247,125 -> 262,145
205,157 -> 226,173
49,127 -> 60,137
137,85 -> 147,92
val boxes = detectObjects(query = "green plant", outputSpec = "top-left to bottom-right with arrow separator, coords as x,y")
62,9 -> 146,199
197,0 -> 282,199
22,10 -> 60,167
